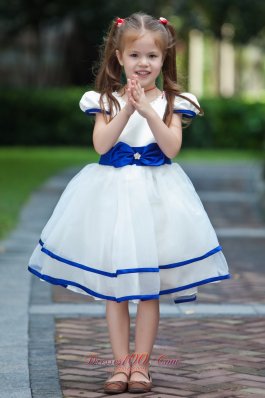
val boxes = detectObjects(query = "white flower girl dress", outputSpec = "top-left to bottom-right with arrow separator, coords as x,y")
28,90 -> 231,304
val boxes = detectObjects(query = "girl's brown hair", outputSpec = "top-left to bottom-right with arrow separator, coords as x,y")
94,12 -> 204,126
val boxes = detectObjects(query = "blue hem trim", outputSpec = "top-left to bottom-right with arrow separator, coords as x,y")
174,294 -> 197,304
28,265 -> 231,304
39,239 -> 223,276
84,108 -> 111,116
160,274 -> 231,296
160,246 -> 222,269
173,109 -> 196,118
39,239 -> 159,277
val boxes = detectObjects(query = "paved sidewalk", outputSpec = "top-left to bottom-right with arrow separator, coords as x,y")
0,160 -> 264,397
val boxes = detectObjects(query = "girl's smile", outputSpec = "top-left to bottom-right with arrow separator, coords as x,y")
116,31 -> 164,90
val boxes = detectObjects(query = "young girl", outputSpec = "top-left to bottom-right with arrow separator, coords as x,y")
28,12 -> 231,394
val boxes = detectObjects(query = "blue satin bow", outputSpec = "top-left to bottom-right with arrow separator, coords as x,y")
99,141 -> 172,168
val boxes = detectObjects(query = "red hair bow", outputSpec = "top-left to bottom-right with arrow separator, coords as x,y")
115,17 -> 125,27
159,17 -> 168,25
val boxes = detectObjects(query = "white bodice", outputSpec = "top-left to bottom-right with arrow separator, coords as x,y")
79,90 -> 201,147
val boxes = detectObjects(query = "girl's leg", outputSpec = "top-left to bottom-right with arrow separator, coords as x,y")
105,300 -> 131,382
130,299 -> 160,382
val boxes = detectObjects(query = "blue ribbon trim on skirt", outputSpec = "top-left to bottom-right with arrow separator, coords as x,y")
173,294 -> 197,304
98,141 -> 172,168
38,239 -> 223,277
27,265 -> 231,304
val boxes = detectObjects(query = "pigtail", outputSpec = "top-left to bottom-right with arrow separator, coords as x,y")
161,23 -> 181,127
94,19 -> 123,122
161,23 -> 204,127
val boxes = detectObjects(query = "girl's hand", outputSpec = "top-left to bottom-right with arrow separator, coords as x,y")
123,78 -> 136,117
128,74 -> 154,118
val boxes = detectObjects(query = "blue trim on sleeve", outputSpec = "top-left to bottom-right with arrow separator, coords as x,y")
84,108 -> 111,116
173,109 -> 196,118
38,239 -> 223,276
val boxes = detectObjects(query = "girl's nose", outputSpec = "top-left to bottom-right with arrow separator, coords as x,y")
139,57 -> 149,66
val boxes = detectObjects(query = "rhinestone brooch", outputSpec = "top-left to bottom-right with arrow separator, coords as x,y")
134,152 -> 141,160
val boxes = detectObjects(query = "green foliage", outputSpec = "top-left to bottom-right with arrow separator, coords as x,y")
0,87 -> 94,146
1,0 -> 264,44
0,88 -> 264,150
189,0 -> 265,43
183,97 -> 265,150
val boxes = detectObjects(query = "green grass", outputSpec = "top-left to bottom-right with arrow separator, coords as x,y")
0,146 -> 263,240
175,148 -> 264,162
0,147 -> 99,240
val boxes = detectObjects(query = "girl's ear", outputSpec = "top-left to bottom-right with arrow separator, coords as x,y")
115,49 -> 123,66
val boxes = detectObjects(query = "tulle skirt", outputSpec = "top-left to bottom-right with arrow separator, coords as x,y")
28,162 -> 231,304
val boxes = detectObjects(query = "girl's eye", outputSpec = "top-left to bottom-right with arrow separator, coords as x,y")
129,54 -> 158,58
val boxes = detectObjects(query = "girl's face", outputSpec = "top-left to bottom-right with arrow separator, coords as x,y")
116,30 -> 164,90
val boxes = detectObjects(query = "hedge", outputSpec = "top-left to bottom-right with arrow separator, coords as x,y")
186,96 -> 265,150
0,87 -> 94,146
0,87 -> 264,149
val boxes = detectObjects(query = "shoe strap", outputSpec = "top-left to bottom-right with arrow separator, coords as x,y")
110,371 -> 128,378
130,365 -> 150,379
113,365 -> 131,377
131,364 -> 149,372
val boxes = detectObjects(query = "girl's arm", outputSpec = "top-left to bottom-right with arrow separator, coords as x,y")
128,76 -> 182,159
93,80 -> 135,155
145,111 -> 182,159
93,107 -> 132,155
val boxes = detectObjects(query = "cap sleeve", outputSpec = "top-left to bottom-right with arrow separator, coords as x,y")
173,92 -> 202,118
79,90 -> 110,116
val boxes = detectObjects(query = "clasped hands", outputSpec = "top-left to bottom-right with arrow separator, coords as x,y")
124,74 -> 155,119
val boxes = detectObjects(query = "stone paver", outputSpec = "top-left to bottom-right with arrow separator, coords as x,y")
55,316 -> 265,397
